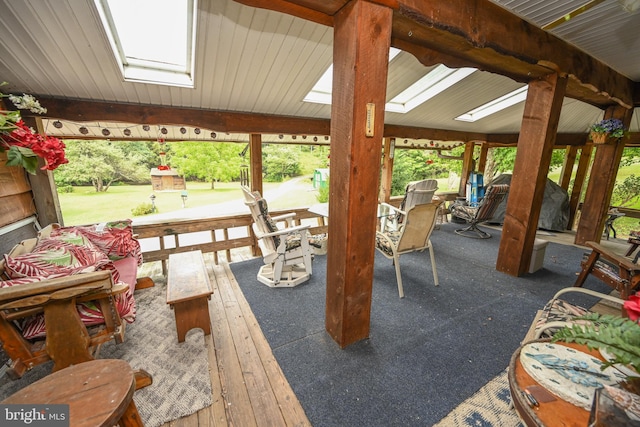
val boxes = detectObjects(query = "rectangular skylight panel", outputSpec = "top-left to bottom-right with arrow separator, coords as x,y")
95,0 -> 197,87
455,86 -> 528,122
304,48 -> 402,105
386,65 -> 476,113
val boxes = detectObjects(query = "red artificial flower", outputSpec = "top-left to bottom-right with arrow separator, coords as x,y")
624,295 -> 640,321
2,120 -> 68,171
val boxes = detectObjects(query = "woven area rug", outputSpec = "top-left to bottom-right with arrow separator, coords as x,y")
0,283 -> 212,427
434,369 -> 523,427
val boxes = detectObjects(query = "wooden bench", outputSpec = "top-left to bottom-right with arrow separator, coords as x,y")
166,250 -> 213,343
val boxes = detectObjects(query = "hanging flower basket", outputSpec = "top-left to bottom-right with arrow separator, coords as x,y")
589,119 -> 626,145
590,131 -> 613,145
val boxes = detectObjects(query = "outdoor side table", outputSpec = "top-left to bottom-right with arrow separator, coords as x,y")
1,359 -> 143,426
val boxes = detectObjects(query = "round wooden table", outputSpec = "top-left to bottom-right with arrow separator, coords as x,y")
2,359 -> 143,427
508,341 -> 604,427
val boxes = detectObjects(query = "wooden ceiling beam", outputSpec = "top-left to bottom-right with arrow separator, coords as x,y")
34,96 -> 331,136
236,0 -> 634,109
31,96 -> 639,146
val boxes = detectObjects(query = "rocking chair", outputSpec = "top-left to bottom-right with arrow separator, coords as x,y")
242,186 -> 313,287
450,184 -> 509,239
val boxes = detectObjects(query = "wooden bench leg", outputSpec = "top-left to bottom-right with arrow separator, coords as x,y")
171,298 -> 211,343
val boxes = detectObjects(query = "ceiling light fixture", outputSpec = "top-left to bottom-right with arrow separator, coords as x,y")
455,86 -> 528,122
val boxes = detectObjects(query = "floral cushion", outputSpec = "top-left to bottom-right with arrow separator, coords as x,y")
1,222 -> 138,340
50,220 -> 143,265
375,231 -> 401,257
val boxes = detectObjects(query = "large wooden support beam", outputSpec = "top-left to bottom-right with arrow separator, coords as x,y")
568,144 -> 593,230
559,146 -> 578,190
27,117 -> 63,226
325,0 -> 392,348
477,144 -> 488,176
379,138 -> 394,203
575,106 -> 634,245
393,0 -> 632,109
459,142 -> 475,196
497,74 -> 567,276
249,134 -> 263,194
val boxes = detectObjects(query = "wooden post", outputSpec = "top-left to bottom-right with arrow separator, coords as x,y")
379,137 -> 394,203
567,143 -> 592,230
249,133 -> 263,194
559,146 -> 578,190
325,0 -> 392,348
459,141 -> 475,196
497,74 -> 567,276
477,143 -> 488,176
26,117 -> 63,226
575,106 -> 633,245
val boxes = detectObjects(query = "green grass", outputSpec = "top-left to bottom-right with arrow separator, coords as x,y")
58,179 -> 321,225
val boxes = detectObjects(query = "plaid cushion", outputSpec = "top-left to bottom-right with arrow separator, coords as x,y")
535,298 -> 590,338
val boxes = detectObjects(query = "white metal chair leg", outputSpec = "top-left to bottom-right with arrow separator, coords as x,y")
393,254 -> 405,298
428,240 -> 439,286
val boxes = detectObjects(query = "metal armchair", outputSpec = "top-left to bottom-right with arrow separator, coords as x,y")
450,184 -> 509,239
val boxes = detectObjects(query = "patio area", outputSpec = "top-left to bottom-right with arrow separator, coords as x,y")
141,221 -> 626,426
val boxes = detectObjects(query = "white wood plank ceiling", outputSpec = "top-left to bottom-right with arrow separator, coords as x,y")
0,0 -> 638,144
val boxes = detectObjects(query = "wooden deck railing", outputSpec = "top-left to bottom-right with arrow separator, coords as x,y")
132,207 -> 328,274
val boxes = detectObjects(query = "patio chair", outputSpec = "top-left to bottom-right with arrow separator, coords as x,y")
450,184 -> 510,239
524,287 -> 625,342
375,203 -> 439,298
380,179 -> 438,231
574,241 -> 640,300
242,186 -> 313,287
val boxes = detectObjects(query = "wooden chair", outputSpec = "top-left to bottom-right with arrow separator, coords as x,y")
375,203 -> 439,298
574,241 -> 640,300
450,184 -> 510,239
242,186 -> 313,287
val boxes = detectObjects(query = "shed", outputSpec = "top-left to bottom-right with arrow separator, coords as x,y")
150,168 -> 186,191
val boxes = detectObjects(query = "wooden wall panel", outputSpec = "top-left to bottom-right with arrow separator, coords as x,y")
0,194 -> 36,228
0,153 -> 31,197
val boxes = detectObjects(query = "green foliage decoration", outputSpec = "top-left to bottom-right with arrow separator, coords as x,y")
552,313 -> 640,376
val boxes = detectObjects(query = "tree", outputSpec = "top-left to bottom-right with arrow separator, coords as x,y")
169,141 -> 243,189
612,175 -> 640,207
484,147 -> 565,182
54,140 -> 150,192
262,145 -> 302,182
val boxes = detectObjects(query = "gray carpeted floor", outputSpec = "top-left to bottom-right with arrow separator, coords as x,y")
230,222 -> 611,426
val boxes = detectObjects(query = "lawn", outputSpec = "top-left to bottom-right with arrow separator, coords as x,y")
58,178 -> 321,226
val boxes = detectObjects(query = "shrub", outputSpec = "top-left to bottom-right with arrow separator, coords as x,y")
57,185 -> 74,194
131,203 -> 156,216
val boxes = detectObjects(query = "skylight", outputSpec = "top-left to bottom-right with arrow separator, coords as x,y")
455,86 -> 528,122
95,0 -> 197,88
304,48 -> 402,105
304,51 -> 476,114
385,65 -> 476,113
